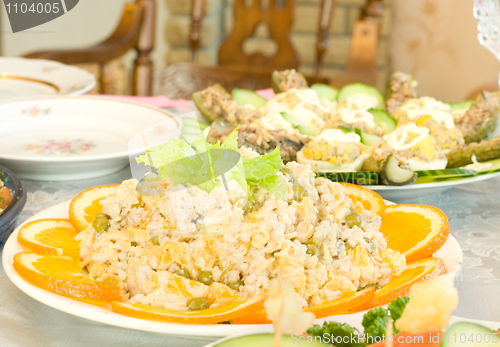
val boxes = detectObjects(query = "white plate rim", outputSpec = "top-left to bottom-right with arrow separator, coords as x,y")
0,95 -> 178,163
365,171 -> 500,191
0,57 -> 96,97
2,200 -> 463,338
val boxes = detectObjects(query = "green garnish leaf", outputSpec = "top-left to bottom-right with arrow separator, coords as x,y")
243,147 -> 287,201
362,307 -> 389,341
388,296 -> 410,333
307,322 -> 364,347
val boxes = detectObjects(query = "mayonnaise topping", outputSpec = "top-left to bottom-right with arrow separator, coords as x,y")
259,112 -> 296,132
273,88 -> 332,113
465,154 -> 493,171
333,94 -> 379,128
401,97 -> 455,130
345,94 -> 379,111
383,123 -> 430,150
315,129 -> 361,143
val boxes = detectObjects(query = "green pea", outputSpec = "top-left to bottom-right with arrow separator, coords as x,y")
92,214 -> 110,233
293,185 -> 307,201
197,271 -> 214,285
364,237 -> 377,254
345,211 -> 362,228
227,279 -> 244,292
174,267 -> 191,279
131,241 -> 138,247
306,243 -> 319,256
187,297 -> 210,311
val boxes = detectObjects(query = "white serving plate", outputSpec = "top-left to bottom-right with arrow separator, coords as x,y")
0,57 -> 96,100
2,200 -> 463,339
0,95 -> 178,181
367,171 -> 500,201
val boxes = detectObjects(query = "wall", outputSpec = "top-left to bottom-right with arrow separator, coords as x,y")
390,0 -> 500,101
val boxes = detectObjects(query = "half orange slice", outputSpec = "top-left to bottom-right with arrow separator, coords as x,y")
338,182 -> 385,217
13,252 -> 122,303
69,184 -> 118,231
111,295 -> 265,324
17,219 -> 79,258
380,204 -> 449,262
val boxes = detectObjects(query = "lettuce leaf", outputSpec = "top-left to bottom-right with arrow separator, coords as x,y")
135,129 -> 286,201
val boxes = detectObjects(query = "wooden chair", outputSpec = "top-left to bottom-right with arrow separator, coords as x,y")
24,0 -> 156,96
157,0 -> 384,99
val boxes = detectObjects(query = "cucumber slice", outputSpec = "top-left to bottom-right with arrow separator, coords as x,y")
462,158 -> 500,175
180,133 -> 202,144
442,322 -> 500,347
337,83 -> 385,108
380,155 -> 417,185
214,333 -> 330,346
338,125 -> 354,133
355,128 -> 382,146
182,117 -> 209,130
415,168 -> 477,183
281,112 -> 320,136
310,84 -> 339,102
181,126 -> 204,135
368,108 -> 397,133
445,100 -> 474,118
316,171 -> 380,185
232,88 -> 267,108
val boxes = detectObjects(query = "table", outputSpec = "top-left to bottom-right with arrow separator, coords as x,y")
2,157 -> 500,346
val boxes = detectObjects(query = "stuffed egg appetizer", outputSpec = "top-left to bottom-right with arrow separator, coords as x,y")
297,129 -> 370,172
265,88 -> 333,136
363,123 -> 448,172
393,97 -> 465,152
325,93 -> 395,137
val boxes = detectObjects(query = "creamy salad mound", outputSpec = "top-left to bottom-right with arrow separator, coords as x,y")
75,131 -> 405,312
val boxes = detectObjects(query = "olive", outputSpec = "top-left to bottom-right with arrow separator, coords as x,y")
293,185 -> 307,201
227,279 -> 244,292
174,267 -> 191,279
187,297 -> 210,311
197,271 -> 214,285
92,214 -> 110,233
364,237 -> 377,254
345,211 -> 362,228
151,235 -> 160,246
306,243 -> 319,256
131,241 -> 138,247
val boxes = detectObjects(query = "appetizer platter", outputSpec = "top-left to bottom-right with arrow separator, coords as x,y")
188,70 -> 500,199
0,96 -> 177,181
0,164 -> 26,242
0,57 -> 95,100
3,130 -> 461,337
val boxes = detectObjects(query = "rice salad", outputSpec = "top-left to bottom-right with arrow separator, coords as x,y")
75,130 -> 406,312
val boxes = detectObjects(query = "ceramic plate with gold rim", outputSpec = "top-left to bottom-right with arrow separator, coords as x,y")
0,57 -> 95,100
0,96 -> 179,181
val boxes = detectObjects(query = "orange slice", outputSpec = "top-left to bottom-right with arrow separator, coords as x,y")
69,184 -> 118,231
380,204 -> 449,262
338,182 -> 385,217
234,287 -> 375,324
358,257 -> 446,311
13,252 -> 122,303
111,295 -> 265,324
17,219 -> 79,258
